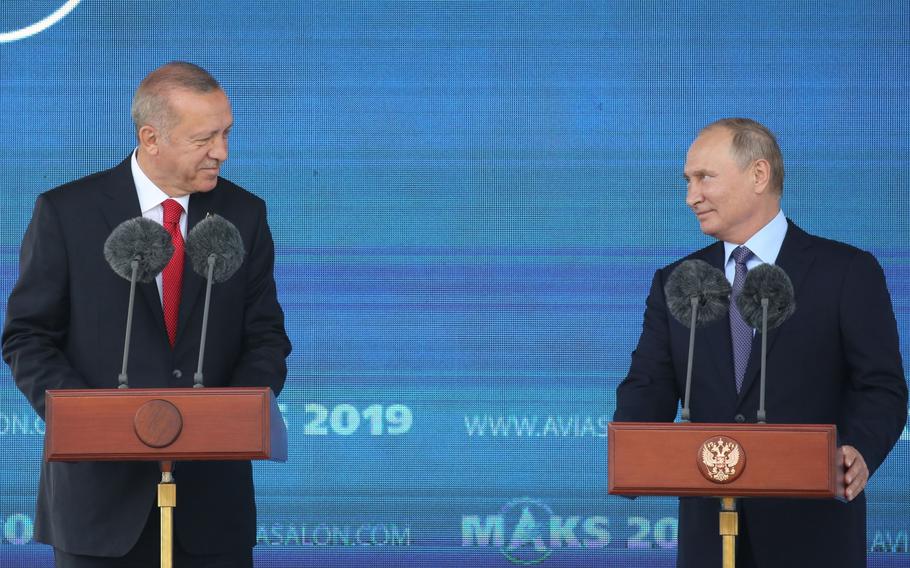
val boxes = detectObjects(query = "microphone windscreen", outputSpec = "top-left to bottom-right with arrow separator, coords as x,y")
185,214 -> 245,282
664,259 -> 732,328
104,217 -> 174,282
737,263 -> 796,330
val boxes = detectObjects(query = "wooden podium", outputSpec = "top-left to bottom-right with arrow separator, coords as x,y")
44,387 -> 287,568
608,422 -> 843,567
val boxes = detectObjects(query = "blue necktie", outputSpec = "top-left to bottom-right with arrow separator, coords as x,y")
730,246 -> 753,392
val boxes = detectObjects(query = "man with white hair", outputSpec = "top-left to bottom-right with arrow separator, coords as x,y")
615,117 -> 906,567
3,61 -> 291,567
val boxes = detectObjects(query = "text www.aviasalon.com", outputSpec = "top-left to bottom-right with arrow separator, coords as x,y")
464,414 -> 610,437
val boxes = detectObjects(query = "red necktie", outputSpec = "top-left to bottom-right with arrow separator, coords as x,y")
161,199 -> 184,347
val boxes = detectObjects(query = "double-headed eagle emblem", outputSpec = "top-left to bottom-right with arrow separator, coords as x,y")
699,437 -> 743,483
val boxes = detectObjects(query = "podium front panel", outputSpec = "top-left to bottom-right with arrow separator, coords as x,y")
608,422 -> 840,498
45,387 -> 282,462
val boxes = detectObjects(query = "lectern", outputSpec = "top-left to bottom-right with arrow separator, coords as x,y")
608,422 -> 843,568
45,387 -> 287,568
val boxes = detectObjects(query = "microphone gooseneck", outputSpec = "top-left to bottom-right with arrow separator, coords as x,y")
104,218 -> 174,388
664,260 -> 732,422
185,215 -> 246,388
736,263 -> 796,423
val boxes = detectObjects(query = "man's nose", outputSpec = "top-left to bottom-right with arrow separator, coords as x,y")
209,136 -> 228,162
685,182 -> 700,208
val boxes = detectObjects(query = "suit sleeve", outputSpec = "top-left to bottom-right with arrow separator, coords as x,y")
837,251 -> 908,475
227,199 -> 292,394
2,195 -> 90,419
614,269 -> 681,422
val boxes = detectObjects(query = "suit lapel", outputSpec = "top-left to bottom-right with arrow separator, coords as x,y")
98,158 -> 142,230
174,187 -> 220,346
97,158 -> 169,342
737,220 -> 814,405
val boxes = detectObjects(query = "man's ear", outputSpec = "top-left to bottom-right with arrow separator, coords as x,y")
137,125 -> 161,156
751,158 -> 771,194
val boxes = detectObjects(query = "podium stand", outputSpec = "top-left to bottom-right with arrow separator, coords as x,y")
44,387 -> 287,568
608,422 -> 842,567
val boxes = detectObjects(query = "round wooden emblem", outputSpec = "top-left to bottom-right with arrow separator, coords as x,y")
697,436 -> 746,484
133,399 -> 183,448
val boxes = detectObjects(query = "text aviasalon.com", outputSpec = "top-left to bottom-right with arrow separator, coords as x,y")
464,414 -> 610,437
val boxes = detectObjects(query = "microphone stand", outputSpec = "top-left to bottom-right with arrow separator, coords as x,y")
680,296 -> 698,422
757,298 -> 769,424
117,259 -> 139,389
193,254 -> 216,388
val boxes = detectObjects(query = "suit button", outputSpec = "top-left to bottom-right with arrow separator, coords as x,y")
172,369 -> 182,379
734,414 -> 745,423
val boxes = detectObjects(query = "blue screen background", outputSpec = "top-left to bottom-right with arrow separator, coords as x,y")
1,2 -> 907,566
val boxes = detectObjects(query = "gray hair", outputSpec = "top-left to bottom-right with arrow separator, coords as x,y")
131,61 -> 221,136
701,118 -> 785,195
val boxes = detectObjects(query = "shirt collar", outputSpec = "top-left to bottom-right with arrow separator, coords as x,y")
130,149 -> 190,214
723,209 -> 788,266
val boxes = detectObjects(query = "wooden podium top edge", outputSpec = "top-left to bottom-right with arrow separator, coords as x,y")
46,387 -> 272,398
609,421 -> 836,432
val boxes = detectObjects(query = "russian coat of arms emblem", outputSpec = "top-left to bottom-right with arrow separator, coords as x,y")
698,436 -> 746,483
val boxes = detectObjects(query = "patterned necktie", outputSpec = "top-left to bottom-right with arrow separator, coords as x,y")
161,199 -> 184,347
729,246 -> 753,392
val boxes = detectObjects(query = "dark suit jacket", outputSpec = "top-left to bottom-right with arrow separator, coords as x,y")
614,220 -> 907,567
2,157 -> 292,556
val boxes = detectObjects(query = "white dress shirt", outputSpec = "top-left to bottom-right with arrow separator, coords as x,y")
722,209 -> 788,286
130,149 -> 190,302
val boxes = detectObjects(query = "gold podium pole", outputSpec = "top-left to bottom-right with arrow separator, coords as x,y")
158,462 -> 176,568
719,497 -> 738,568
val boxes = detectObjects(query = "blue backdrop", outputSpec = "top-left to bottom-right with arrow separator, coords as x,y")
1,2 -> 908,567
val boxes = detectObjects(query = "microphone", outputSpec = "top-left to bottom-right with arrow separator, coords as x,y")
104,217 -> 174,388
185,214 -> 245,388
736,263 -> 796,423
664,260 -> 732,421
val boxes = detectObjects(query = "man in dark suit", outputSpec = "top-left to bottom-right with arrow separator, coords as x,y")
2,62 -> 291,567
614,118 -> 907,567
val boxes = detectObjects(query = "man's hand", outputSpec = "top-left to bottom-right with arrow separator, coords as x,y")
841,445 -> 869,501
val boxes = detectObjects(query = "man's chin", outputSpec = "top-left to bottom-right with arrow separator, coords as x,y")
698,220 -> 720,238
194,174 -> 220,192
